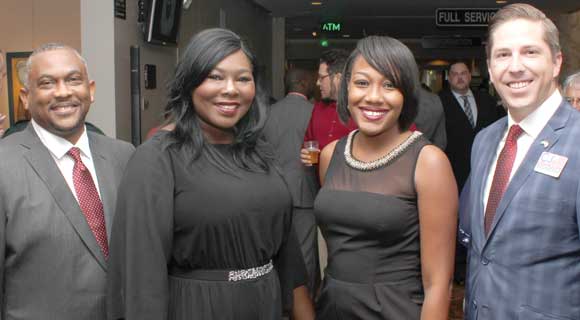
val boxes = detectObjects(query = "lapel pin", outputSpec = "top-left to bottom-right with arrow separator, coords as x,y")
540,140 -> 549,148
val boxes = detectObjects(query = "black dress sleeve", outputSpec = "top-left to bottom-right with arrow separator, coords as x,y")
272,166 -> 309,314
107,138 -> 175,320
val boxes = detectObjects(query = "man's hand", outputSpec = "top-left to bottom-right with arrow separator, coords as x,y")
300,147 -> 314,166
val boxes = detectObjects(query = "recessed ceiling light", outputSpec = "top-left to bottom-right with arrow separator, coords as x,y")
427,59 -> 449,66
311,2 -> 322,5
496,0 -> 507,3
342,34 -> 350,38
312,31 -> 318,37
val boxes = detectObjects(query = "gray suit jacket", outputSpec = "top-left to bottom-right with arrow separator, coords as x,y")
459,101 -> 580,320
264,93 -> 319,208
0,124 -> 134,319
415,88 -> 446,150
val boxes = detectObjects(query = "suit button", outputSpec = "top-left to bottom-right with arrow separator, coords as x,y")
481,257 -> 490,265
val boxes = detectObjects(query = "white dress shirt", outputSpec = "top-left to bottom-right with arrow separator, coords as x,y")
483,90 -> 563,210
31,119 -> 102,202
452,89 -> 478,125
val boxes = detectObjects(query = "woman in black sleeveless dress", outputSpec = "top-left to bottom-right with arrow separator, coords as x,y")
315,36 -> 458,319
107,28 -> 314,320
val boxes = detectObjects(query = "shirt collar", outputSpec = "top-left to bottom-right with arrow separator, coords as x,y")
451,89 -> 473,99
31,119 -> 91,160
287,92 -> 308,100
507,89 -> 562,140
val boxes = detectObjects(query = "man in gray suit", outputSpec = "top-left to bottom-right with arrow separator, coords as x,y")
264,68 -> 320,295
0,43 -> 134,319
415,88 -> 446,150
460,4 -> 580,319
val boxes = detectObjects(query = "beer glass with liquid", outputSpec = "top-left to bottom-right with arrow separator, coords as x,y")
303,140 -> 320,166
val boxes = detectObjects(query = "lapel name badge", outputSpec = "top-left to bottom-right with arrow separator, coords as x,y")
534,152 -> 568,178
540,140 -> 549,148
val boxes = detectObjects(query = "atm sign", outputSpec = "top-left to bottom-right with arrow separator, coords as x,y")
321,22 -> 342,32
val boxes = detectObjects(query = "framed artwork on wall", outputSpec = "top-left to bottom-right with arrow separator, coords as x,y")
6,51 -> 31,126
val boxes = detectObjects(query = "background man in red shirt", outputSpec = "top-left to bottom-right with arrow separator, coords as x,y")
301,49 -> 356,165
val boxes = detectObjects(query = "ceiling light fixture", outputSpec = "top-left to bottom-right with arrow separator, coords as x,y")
427,59 -> 450,66
312,31 -> 318,37
342,34 -> 350,38
311,2 -> 322,5
496,0 -> 507,3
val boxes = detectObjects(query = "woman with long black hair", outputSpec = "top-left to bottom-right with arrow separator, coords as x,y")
108,28 -> 314,320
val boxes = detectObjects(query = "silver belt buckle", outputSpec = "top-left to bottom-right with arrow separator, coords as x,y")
228,260 -> 273,282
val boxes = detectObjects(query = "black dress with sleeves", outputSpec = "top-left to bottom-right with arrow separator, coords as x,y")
107,132 -> 306,320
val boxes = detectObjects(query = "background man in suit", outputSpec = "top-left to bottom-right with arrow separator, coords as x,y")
439,61 -> 505,191
460,4 -> 580,319
264,68 -> 320,296
439,61 -> 505,284
0,43 -> 134,319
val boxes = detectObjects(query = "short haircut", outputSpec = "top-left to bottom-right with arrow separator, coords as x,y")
337,36 -> 419,131
448,60 -> 471,73
486,3 -> 560,60
563,71 -> 580,91
284,68 -> 311,93
23,43 -> 89,88
320,48 -> 349,75
165,28 -> 271,172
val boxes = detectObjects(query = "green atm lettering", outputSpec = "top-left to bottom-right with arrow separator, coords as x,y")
322,23 -> 341,31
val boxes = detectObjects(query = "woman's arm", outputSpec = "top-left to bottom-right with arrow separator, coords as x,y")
415,145 -> 458,320
292,285 -> 315,320
107,141 -> 175,320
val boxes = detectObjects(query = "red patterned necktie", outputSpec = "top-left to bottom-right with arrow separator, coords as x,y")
68,147 -> 109,258
484,125 -> 524,236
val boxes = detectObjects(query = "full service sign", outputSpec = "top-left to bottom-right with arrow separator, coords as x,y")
436,8 -> 498,27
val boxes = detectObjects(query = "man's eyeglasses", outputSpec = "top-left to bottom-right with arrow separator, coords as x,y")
318,74 -> 330,81
565,96 -> 580,105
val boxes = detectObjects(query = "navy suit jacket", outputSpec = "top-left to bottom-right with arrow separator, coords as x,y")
459,100 -> 580,320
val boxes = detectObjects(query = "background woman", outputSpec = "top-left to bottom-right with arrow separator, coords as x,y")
315,36 -> 457,319
108,28 -> 313,320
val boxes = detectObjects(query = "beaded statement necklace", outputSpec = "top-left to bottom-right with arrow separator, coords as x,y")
344,130 -> 423,171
